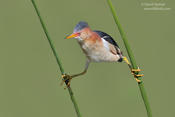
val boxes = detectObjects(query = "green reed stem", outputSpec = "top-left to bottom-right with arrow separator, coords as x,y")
31,1 -> 82,117
107,0 -> 152,117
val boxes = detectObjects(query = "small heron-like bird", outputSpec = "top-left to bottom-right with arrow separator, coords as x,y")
62,21 -> 143,86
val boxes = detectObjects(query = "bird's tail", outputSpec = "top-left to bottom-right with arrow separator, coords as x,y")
118,56 -> 123,62
117,49 -> 123,62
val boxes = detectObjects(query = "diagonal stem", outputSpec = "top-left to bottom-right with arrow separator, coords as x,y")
107,0 -> 152,117
30,0 -> 82,117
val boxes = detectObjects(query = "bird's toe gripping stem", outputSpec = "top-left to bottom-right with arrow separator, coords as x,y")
131,68 -> 144,83
60,74 -> 72,87
123,57 -> 144,83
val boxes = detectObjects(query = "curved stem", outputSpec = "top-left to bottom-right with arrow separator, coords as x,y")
30,1 -> 82,117
107,0 -> 152,117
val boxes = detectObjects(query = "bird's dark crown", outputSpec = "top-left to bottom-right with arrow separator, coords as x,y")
73,21 -> 89,33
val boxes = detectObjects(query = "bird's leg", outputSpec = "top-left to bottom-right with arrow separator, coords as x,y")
60,70 -> 87,88
71,60 -> 90,78
123,56 -> 144,82
71,69 -> 87,78
60,60 -> 90,87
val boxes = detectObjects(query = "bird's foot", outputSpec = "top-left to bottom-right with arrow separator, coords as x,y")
131,67 -> 144,83
60,74 -> 72,88
135,78 -> 141,83
131,67 -> 141,72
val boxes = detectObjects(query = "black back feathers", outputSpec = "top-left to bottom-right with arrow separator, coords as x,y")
94,30 -> 123,62
94,30 -> 120,48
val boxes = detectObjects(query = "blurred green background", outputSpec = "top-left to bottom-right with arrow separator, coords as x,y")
0,0 -> 174,117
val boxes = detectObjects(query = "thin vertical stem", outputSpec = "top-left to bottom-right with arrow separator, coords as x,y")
107,0 -> 152,117
31,0 -> 64,74
30,0 -> 82,117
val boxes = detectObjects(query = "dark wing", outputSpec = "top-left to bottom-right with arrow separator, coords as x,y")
94,30 -> 123,62
94,30 -> 119,48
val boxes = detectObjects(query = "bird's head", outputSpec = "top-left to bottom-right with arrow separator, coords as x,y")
65,21 -> 92,40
